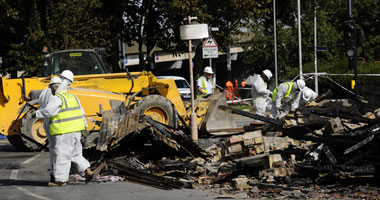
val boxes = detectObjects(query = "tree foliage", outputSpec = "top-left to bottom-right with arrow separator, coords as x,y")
0,0 -> 114,76
242,0 -> 380,86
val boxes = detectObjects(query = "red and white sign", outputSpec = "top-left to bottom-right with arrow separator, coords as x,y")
203,36 -> 218,48
203,36 -> 218,58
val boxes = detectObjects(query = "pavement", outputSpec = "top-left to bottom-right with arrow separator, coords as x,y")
0,140 -> 214,200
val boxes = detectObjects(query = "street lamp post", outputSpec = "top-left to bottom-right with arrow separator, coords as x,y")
180,16 -> 208,141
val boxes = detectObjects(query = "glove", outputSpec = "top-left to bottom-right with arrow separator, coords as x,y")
31,110 -> 37,118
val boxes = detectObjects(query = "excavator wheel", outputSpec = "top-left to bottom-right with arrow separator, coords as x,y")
134,95 -> 177,127
18,110 -> 47,151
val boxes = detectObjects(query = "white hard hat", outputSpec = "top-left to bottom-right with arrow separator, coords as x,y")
60,70 -> 74,82
49,77 -> 62,86
302,89 -> 312,101
262,69 -> 273,80
203,66 -> 214,74
296,79 -> 305,90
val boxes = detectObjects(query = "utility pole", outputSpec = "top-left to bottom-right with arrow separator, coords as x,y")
345,0 -> 357,89
273,0 -> 278,86
297,0 -> 303,79
314,1 -> 319,95
179,17 -> 209,141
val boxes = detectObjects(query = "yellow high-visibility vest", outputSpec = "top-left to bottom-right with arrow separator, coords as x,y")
49,91 -> 85,135
272,82 -> 294,102
196,76 -> 213,98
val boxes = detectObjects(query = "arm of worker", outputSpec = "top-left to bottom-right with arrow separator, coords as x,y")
73,96 -> 88,128
310,90 -> 318,100
196,78 -> 204,94
291,92 -> 302,109
275,84 -> 287,110
252,78 -> 270,96
35,95 -> 62,118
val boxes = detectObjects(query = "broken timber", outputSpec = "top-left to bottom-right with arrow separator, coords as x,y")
111,161 -> 184,190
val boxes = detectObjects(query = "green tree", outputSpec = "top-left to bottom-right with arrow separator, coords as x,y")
121,0 -> 271,76
242,0 -> 379,87
0,0 -> 114,76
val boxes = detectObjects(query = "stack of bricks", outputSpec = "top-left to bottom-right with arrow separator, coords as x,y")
227,130 -> 265,156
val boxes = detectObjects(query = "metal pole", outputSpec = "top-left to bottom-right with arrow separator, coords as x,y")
273,0 -> 278,86
187,16 -> 198,141
210,58 -> 215,85
314,1 -> 318,95
297,0 -> 303,79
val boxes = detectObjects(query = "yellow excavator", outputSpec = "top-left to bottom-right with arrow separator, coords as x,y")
0,49 -> 235,151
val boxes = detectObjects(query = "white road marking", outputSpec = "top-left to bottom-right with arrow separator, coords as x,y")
23,153 -> 42,164
10,169 -> 18,180
10,153 -> 53,200
16,186 -> 54,200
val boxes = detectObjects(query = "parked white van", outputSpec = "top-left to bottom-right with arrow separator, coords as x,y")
157,76 -> 191,101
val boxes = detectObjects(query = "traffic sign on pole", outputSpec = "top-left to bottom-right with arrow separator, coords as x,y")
203,36 -> 218,58
203,36 -> 218,48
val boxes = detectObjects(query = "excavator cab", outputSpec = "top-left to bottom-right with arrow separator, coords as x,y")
42,49 -> 109,77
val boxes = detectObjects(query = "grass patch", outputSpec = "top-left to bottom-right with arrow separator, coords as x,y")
229,104 -> 253,112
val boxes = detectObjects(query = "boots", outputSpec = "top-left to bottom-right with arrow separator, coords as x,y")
85,168 -> 94,183
48,182 -> 67,187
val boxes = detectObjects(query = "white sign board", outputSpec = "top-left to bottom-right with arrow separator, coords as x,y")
203,47 -> 218,58
203,36 -> 218,58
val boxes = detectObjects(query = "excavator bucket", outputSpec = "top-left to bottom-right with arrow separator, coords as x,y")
199,92 -> 237,135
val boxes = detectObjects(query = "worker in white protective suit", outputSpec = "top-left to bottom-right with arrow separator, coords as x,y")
269,79 -> 306,119
36,70 -> 93,187
38,76 -> 62,183
291,86 -> 318,109
251,69 -> 273,116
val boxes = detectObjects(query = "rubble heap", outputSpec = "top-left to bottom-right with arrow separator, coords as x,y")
82,86 -> 380,199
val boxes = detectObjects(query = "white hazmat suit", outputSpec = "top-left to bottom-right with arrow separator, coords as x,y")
251,74 -> 271,116
36,78 -> 89,183
291,87 -> 318,109
269,82 -> 302,119
38,77 -> 61,180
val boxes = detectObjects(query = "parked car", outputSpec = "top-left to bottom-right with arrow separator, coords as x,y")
157,76 -> 191,101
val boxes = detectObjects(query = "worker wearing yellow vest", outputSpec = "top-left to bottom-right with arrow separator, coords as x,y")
36,70 -> 93,187
269,79 -> 306,119
37,76 -> 62,184
196,66 -> 214,98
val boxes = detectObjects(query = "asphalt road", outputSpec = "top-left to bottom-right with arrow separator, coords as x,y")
0,139 -> 214,200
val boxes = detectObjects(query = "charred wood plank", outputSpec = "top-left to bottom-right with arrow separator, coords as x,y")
143,116 -> 204,158
344,127 -> 380,155
306,107 -> 372,124
218,105 -> 283,126
322,145 -> 337,165
111,161 -> 184,190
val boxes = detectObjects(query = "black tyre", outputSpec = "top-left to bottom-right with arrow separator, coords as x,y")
134,95 -> 177,127
18,110 -> 47,151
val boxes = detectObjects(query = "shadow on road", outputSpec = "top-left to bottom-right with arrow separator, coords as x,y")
0,179 -> 47,187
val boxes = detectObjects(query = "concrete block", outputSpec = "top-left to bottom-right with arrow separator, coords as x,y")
254,137 -> 263,144
263,154 -> 283,168
228,143 -> 243,154
254,144 -> 264,154
229,135 -> 243,144
243,130 -> 262,139
232,176 -> 249,190
243,138 -> 254,146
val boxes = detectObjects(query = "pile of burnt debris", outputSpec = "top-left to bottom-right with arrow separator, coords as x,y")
83,83 -> 380,198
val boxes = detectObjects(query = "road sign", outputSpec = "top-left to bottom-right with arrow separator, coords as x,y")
316,46 -> 328,51
203,36 -> 218,58
203,36 -> 218,48
203,47 -> 218,58
308,46 -> 329,51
